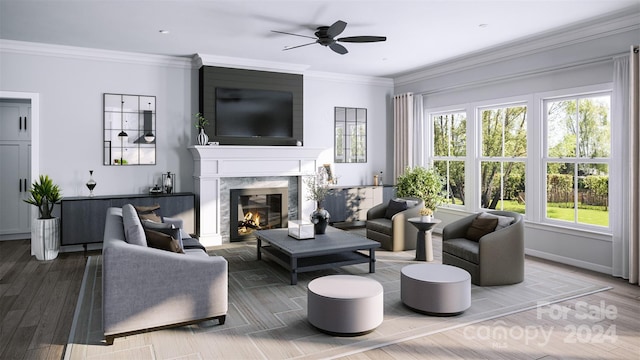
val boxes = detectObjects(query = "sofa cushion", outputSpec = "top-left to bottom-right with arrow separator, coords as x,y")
141,219 -> 184,249
466,216 -> 498,241
385,199 -> 408,219
366,218 -> 393,236
144,229 -> 184,253
122,204 -> 147,247
134,204 -> 163,223
478,212 -> 515,230
443,238 -> 480,264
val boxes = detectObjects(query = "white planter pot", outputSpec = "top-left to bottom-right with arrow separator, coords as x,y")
32,217 -> 60,261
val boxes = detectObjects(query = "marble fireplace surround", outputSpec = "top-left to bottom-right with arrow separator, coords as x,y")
189,145 -> 323,247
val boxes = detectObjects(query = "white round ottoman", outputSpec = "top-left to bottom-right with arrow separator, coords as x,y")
401,264 -> 471,315
307,275 -> 383,336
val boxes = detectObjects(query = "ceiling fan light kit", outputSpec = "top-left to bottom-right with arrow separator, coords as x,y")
273,20 -> 386,55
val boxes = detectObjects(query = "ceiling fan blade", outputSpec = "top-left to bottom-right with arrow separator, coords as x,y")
326,20 -> 347,38
337,36 -> 387,43
329,42 -> 348,55
283,41 -> 318,51
271,30 -> 316,40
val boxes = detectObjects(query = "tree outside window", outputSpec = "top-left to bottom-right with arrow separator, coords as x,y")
479,105 -> 527,213
433,112 -> 466,206
545,95 -> 610,227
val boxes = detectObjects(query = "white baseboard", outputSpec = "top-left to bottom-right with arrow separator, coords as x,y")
525,248 -> 612,274
0,233 -> 29,241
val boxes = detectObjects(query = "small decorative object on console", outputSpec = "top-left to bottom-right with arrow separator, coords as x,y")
162,171 -> 174,194
288,220 -> 315,240
86,170 -> 97,197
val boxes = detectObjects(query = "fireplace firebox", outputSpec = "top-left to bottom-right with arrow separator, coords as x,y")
230,187 -> 288,241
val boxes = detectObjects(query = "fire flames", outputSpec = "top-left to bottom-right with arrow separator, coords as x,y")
238,212 -> 261,235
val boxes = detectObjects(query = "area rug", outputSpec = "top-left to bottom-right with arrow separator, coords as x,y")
65,240 -> 610,360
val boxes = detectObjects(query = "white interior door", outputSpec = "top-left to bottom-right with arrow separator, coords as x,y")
0,101 -> 32,236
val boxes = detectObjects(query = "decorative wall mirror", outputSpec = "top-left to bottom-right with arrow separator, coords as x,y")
334,106 -> 367,163
103,93 -> 156,165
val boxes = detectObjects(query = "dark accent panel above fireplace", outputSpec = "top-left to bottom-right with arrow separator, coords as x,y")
199,66 -> 303,146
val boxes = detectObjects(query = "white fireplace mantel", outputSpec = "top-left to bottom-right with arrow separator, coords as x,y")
189,145 -> 323,246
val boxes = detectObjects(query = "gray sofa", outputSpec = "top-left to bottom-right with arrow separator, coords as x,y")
102,205 -> 228,345
442,210 -> 524,286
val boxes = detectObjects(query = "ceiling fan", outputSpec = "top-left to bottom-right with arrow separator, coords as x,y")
272,20 -> 386,55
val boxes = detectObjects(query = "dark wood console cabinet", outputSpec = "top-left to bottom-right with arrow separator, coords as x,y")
60,193 -> 195,247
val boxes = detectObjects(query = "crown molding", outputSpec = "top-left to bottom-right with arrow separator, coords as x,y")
194,54 -> 393,86
394,9 -> 640,87
304,70 -> 393,87
0,39 -> 192,69
194,53 -> 310,74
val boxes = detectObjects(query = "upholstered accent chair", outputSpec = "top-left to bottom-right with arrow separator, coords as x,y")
365,197 -> 424,251
442,211 -> 524,286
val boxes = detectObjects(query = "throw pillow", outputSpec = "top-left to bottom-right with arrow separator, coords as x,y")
385,199 -> 408,219
466,215 -> 498,241
478,212 -> 515,230
134,204 -> 162,223
141,219 -> 184,250
122,204 -> 147,247
144,229 -> 184,253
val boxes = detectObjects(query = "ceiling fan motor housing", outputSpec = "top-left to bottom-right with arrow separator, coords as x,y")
315,26 -> 334,46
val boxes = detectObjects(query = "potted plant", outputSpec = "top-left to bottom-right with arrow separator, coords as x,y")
24,175 -> 63,260
194,112 -> 209,145
396,166 -> 445,216
419,207 -> 434,221
304,169 -> 331,234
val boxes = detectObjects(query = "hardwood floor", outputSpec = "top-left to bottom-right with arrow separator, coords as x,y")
0,239 -> 99,360
1,238 -> 638,360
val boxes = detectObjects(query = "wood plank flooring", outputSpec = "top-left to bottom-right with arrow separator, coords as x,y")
1,238 -> 638,360
0,239 -> 97,360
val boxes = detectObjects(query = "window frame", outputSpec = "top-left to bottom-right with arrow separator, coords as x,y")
542,90 -> 612,230
430,110 -> 468,209
424,83 -> 615,235
476,101 -> 528,213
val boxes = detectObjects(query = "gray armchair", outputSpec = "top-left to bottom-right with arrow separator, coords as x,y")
442,211 -> 524,286
366,197 -> 424,251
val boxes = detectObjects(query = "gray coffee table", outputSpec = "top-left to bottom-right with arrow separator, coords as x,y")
255,227 -> 380,285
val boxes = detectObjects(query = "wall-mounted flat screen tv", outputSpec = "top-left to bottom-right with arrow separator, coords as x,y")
215,87 -> 294,138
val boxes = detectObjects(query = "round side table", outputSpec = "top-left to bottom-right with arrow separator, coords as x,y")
408,216 -> 441,261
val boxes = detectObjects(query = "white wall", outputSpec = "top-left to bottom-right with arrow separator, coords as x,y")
0,41 -> 393,234
0,44 -> 196,197
303,72 -> 394,186
393,14 -> 639,274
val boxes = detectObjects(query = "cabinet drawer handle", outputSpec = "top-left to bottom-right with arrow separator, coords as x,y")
24,117 -> 27,130
19,116 -> 22,130
24,179 -> 27,192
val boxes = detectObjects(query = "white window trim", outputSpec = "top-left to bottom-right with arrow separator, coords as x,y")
424,86 -> 615,237
425,106 -> 468,209
535,83 -> 613,233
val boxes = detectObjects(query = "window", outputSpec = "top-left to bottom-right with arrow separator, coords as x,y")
544,94 -> 610,227
432,112 -> 466,206
334,107 -> 366,163
479,104 -> 527,213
